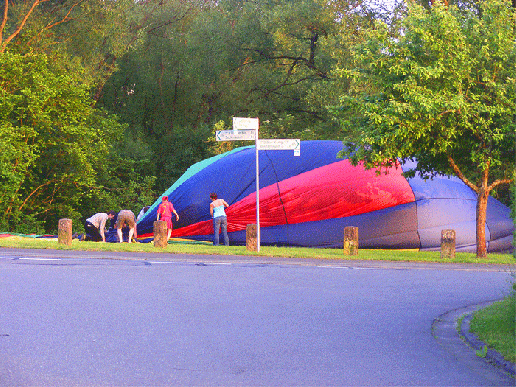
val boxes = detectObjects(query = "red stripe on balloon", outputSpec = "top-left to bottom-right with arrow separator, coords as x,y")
172,159 -> 415,237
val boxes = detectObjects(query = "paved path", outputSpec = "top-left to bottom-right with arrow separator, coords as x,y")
0,248 -> 514,386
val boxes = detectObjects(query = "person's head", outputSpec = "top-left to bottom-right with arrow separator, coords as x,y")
107,211 -> 117,219
162,196 -> 168,202
210,192 -> 217,200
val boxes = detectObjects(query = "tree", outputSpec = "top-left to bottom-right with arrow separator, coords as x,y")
1,0 -> 141,100
333,0 -> 515,258
216,0 -> 342,140
0,51 -> 128,231
0,0 -> 160,232
98,0 -> 382,191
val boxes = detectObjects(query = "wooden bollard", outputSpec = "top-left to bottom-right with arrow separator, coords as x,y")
343,226 -> 359,255
441,229 -> 456,259
246,224 -> 258,251
58,218 -> 72,246
153,220 -> 168,248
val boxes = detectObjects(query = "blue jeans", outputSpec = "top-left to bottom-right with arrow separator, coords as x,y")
213,216 -> 229,246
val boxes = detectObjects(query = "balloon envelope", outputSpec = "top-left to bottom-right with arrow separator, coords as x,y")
138,141 -> 513,252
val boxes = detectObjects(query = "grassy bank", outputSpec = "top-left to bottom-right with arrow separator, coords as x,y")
470,289 -> 516,364
0,235 -> 514,265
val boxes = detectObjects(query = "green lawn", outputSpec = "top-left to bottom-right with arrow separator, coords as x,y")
1,235 -> 514,365
470,290 -> 516,364
0,235 -> 514,265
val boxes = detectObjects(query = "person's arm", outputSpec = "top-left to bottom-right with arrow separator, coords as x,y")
157,205 -> 160,221
210,202 -> 214,217
223,200 -> 229,208
169,202 -> 179,221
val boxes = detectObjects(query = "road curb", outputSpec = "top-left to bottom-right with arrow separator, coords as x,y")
432,300 -> 515,383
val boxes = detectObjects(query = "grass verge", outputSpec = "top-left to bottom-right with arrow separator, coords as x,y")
470,291 -> 516,364
0,235 -> 514,264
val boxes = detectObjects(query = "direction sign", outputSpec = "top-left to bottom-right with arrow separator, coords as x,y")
258,139 -> 300,152
233,117 -> 259,130
216,129 -> 256,141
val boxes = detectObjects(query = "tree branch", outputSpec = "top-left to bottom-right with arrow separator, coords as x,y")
18,179 -> 55,211
0,0 -> 8,46
447,155 -> 478,193
487,178 -> 514,192
25,1 -> 81,47
0,0 -> 49,53
45,0 -> 80,29
246,48 -> 328,79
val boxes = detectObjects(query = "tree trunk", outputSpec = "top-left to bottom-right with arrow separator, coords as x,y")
476,188 -> 489,258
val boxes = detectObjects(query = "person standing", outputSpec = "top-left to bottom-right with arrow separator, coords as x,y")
84,211 -> 116,242
209,192 -> 229,246
115,210 -> 138,243
157,196 -> 179,241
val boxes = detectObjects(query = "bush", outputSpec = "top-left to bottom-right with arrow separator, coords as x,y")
0,211 -> 46,235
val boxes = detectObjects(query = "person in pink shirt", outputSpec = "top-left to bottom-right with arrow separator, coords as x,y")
157,196 -> 179,241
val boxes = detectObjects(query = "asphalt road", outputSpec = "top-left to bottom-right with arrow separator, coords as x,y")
0,248 -> 514,386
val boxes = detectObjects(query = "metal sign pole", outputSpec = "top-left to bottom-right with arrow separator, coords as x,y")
255,124 -> 260,252
219,117 -> 298,252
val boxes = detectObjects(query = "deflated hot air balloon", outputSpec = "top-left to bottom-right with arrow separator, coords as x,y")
137,141 -> 513,252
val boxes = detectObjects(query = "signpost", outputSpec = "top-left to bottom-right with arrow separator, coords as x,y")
216,129 -> 255,141
233,117 -> 259,130
216,117 -> 301,251
258,139 -> 300,156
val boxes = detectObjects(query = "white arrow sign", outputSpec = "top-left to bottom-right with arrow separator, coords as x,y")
258,139 -> 300,152
216,129 -> 256,141
233,117 -> 259,130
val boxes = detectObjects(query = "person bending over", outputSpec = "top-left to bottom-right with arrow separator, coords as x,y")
84,211 -> 116,242
115,210 -> 137,243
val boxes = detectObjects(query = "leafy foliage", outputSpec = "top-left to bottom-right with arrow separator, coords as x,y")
0,52 -> 129,232
332,0 -> 515,257
1,0 -> 140,96
1,0 -> 161,233
97,0 -> 379,191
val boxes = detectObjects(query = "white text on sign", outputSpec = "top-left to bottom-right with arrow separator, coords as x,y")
233,117 -> 259,130
216,129 -> 256,141
258,139 -> 300,151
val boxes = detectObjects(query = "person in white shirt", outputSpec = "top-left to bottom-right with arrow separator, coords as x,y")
84,211 -> 116,242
